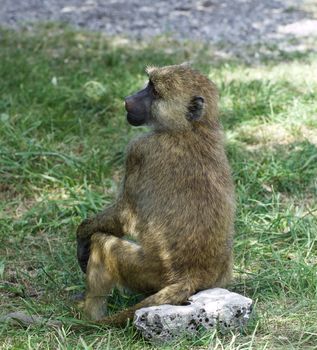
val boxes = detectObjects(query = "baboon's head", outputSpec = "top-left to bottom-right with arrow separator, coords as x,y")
124,64 -> 218,131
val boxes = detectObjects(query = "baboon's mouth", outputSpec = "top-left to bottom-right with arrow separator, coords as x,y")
127,112 -> 145,126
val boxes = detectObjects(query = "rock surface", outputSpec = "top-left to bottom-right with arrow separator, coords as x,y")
134,288 -> 253,343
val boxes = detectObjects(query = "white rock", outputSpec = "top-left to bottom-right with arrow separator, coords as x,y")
134,288 -> 252,343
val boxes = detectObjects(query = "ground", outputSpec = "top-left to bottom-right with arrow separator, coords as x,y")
0,2 -> 317,350
2,0 -> 317,53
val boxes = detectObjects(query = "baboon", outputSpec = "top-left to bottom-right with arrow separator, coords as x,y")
76,64 -> 235,327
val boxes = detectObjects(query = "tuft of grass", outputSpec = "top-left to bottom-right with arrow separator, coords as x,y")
0,24 -> 316,349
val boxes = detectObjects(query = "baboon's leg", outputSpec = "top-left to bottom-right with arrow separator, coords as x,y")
83,243 -> 110,321
83,233 -> 165,321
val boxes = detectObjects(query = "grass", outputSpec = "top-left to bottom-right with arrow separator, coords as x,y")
0,24 -> 316,349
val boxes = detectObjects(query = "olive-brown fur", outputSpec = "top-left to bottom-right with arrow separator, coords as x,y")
76,64 -> 235,327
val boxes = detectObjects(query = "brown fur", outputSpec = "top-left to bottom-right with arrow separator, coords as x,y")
76,64 -> 235,327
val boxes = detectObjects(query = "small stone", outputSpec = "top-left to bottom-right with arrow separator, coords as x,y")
0,311 -> 62,328
134,288 -> 252,344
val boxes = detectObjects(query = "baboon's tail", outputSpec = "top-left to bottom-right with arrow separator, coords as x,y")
97,282 -> 195,327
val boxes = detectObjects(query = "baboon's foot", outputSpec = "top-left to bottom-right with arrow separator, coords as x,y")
84,297 -> 107,321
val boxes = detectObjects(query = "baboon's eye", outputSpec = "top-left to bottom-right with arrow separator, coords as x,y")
149,80 -> 160,98
153,87 -> 159,98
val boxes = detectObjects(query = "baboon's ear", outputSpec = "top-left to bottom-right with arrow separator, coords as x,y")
186,96 -> 204,121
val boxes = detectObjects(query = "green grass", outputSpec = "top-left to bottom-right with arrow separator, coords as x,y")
0,24 -> 316,349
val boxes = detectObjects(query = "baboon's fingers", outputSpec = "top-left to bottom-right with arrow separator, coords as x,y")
77,236 -> 91,273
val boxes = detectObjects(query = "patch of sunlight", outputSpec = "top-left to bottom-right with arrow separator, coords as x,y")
278,19 -> 317,37
61,3 -> 97,14
228,123 -> 317,150
44,186 -> 71,201
213,62 -> 317,87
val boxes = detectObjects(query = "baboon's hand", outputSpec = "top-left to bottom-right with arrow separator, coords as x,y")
76,218 -> 94,273
77,236 -> 90,273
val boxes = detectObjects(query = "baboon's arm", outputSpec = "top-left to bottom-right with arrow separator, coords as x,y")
76,204 -> 123,240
